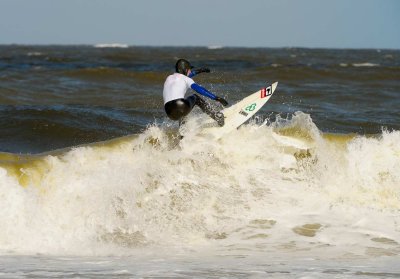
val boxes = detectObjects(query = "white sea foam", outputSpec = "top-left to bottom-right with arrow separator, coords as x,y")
0,112 -> 399,258
207,45 -> 224,50
352,62 -> 379,67
27,52 -> 43,56
94,43 -> 129,48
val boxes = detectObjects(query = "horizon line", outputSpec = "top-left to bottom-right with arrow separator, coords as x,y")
0,43 -> 399,51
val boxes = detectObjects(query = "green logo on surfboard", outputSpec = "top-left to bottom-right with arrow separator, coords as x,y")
245,103 -> 257,112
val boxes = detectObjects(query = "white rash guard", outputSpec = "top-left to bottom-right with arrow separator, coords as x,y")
163,73 -> 195,104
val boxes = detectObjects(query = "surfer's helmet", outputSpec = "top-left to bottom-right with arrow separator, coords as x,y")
175,59 -> 193,75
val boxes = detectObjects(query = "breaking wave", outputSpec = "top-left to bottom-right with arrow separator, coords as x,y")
0,112 -> 399,257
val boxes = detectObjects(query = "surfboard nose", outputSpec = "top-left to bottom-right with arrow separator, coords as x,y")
272,82 -> 278,91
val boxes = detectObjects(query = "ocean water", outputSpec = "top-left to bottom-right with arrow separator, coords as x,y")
0,45 -> 399,278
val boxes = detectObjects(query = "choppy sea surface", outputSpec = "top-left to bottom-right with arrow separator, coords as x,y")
0,45 -> 399,278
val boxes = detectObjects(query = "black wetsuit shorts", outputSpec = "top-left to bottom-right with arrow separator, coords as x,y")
164,96 -> 197,121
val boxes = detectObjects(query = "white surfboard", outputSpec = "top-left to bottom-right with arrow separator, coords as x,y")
201,82 -> 278,138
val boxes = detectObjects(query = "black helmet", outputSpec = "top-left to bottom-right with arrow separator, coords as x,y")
175,59 -> 193,75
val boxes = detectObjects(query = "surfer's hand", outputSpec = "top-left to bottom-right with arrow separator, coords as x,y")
216,96 -> 228,106
197,67 -> 211,73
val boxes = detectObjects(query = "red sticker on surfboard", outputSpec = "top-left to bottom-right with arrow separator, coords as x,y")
260,86 -> 272,98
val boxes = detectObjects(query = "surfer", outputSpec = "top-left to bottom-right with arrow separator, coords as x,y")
163,59 -> 228,126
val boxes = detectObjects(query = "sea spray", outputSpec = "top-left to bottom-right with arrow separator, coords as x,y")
0,112 -> 399,258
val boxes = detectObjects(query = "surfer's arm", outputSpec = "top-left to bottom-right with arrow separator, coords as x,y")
191,83 -> 228,106
188,68 -> 210,78
191,83 -> 216,100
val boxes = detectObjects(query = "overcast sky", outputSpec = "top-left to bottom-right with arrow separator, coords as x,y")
0,0 -> 399,49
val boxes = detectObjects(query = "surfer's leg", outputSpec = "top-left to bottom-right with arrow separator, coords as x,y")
193,95 -> 225,126
177,96 -> 197,127
178,117 -> 186,127
165,98 -> 194,140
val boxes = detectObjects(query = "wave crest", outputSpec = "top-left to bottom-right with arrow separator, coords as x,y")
0,112 -> 399,256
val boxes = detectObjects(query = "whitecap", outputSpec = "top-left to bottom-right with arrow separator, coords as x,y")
94,43 -> 129,48
207,45 -> 224,50
27,52 -> 43,56
352,62 -> 379,67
